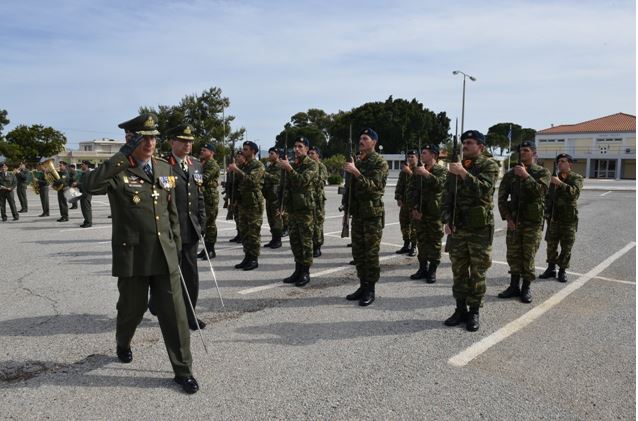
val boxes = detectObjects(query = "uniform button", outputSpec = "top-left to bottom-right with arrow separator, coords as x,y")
154,201 -> 158,205
188,192 -> 191,196
122,242 -> 127,246
188,202 -> 192,206
156,216 -> 159,220
157,232 -> 161,236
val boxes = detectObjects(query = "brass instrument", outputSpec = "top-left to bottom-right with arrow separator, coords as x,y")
40,158 -> 65,192
30,170 -> 40,195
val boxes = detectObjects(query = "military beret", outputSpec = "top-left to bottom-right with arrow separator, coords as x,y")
556,153 -> 573,163
118,113 -> 160,135
268,147 -> 279,153
423,144 -> 440,154
294,136 -> 310,147
406,149 -> 418,156
309,146 -> 321,157
360,128 -> 378,141
81,160 -> 91,166
460,130 -> 485,144
59,161 -> 68,165
243,140 -> 259,153
518,140 -> 536,150
202,143 -> 215,152
169,124 -> 195,141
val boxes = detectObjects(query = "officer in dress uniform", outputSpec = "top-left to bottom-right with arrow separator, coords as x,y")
53,161 -> 74,222
75,160 -> 93,227
35,160 -> 50,216
84,113 -> 199,394
15,162 -> 29,213
0,161 -> 19,221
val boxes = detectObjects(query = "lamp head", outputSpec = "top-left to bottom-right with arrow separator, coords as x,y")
452,70 -> 459,75
469,76 -> 477,81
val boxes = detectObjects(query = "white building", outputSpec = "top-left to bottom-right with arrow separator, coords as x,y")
55,138 -> 125,164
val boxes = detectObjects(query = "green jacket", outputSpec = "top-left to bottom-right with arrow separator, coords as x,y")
394,167 -> 414,205
84,152 -> 181,278
284,155 -> 318,212
545,171 -> 583,224
0,171 -> 17,191
498,163 -> 551,226
351,151 -> 389,219
263,162 -> 282,202
313,161 -> 327,205
236,158 -> 265,210
411,163 -> 448,221
202,158 -> 220,194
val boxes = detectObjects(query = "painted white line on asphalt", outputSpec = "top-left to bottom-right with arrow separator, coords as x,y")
491,260 -> 630,284
448,241 -> 636,368
59,225 -> 110,233
600,191 -> 612,197
591,276 -> 635,285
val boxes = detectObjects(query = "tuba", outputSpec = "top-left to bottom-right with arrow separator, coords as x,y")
30,170 -> 40,195
40,158 -> 65,192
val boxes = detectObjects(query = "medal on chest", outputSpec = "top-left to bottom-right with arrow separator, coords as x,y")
132,192 -> 141,204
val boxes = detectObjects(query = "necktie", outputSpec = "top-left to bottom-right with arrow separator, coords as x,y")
182,160 -> 188,175
143,162 -> 153,178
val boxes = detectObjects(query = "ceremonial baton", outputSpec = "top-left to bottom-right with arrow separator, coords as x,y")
176,265 -> 209,354
197,232 -> 225,308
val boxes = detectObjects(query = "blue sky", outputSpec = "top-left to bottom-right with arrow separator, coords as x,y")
1,0 -> 635,150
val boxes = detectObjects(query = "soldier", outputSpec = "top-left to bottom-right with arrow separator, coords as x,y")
166,124 -> 207,331
76,160 -> 93,228
69,164 -> 79,209
35,162 -> 50,217
395,150 -> 418,256
279,137 -> 318,286
84,113 -> 198,394
309,146 -> 327,257
443,130 -> 499,332
538,153 -> 583,283
0,162 -> 19,221
52,161 -> 74,222
228,141 -> 265,271
497,141 -> 550,303
263,146 -> 284,249
228,150 -> 245,243
198,143 -> 220,259
15,162 -> 29,213
343,128 -> 389,306
410,144 -> 448,282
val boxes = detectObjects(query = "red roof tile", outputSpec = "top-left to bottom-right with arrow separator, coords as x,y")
537,113 -> 636,135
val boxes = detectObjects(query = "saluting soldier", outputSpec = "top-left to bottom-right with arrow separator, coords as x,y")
263,146 -> 284,249
15,162 -> 29,213
84,113 -> 198,394
76,160 -> 93,227
443,130 -> 499,332
198,143 -> 220,259
53,161 -> 74,222
538,153 -> 583,283
0,162 -> 19,221
166,124 -> 207,331
35,162 -> 50,216
343,128 -> 389,306
309,146 -> 327,257
395,150 -> 418,256
228,141 -> 265,270
410,144 -> 448,282
279,137 -> 318,287
497,141 -> 550,303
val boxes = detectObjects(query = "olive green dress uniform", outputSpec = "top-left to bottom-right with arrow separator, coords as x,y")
236,158 -> 265,260
35,171 -> 50,216
395,166 -> 417,249
263,161 -> 283,237
54,167 -> 75,220
202,157 -> 220,247
84,152 -> 193,378
77,169 -> 93,226
312,161 -> 327,252
0,170 -> 19,221
16,169 -> 29,212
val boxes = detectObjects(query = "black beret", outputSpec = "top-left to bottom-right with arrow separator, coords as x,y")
360,128 -> 378,141
118,113 -> 160,135
460,130 -> 485,144
81,160 -> 91,165
268,147 -> 279,153
59,161 -> 68,165
309,146 -> 321,157
518,140 -> 536,150
294,136 -> 310,147
556,153 -> 573,163
169,124 -> 195,141
423,144 -> 440,154
202,143 -> 215,152
243,140 -> 259,152
406,149 -> 418,156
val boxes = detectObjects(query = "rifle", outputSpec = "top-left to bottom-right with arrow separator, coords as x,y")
417,136 -> 423,213
278,131 -> 288,215
513,151 -> 523,240
340,123 -> 353,238
445,118 -> 459,252
224,112 -> 236,221
544,156 -> 559,241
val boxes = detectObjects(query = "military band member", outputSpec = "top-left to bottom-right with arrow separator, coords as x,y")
410,144 -> 447,282
84,113 -> 198,394
497,141 -> 550,303
309,146 -> 327,257
198,143 -> 220,259
395,150 -> 418,256
15,162 -> 29,213
76,160 -> 93,227
69,164 -> 79,209
263,146 -> 283,249
0,162 -> 19,221
228,141 -> 265,271
166,124 -> 207,331
443,130 -> 499,332
538,153 -> 583,283
35,163 -> 50,216
279,137 -> 318,287
53,161 -> 74,222
344,128 -> 389,306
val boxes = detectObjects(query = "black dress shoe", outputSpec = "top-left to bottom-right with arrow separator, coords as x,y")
174,376 -> 199,394
57,217 -> 68,222
188,319 -> 206,331
197,249 -> 206,258
243,259 -> 258,271
313,248 -> 322,258
80,223 -> 92,228
349,260 -> 355,265
116,346 -> 133,363
1,217 -> 7,222
38,213 -> 46,217
12,217 -> 19,221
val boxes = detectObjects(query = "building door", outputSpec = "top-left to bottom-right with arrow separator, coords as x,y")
592,159 -> 617,179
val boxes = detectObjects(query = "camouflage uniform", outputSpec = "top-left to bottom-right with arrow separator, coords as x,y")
312,161 -> 327,251
544,171 -> 583,269
395,167 -> 417,247
443,155 -> 499,309
498,164 -> 550,283
202,158 -> 220,246
263,162 -> 283,237
236,158 -> 265,259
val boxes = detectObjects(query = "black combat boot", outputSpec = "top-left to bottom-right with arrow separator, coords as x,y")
395,241 -> 410,254
359,282 -> 375,306
116,345 -> 133,363
197,248 -> 206,258
234,256 -> 249,269
520,280 -> 532,303
425,261 -> 439,284
346,281 -> 365,301
539,263 -> 557,279
557,268 -> 567,283
498,274 -> 521,298
295,265 -> 311,287
243,256 -> 259,271
206,242 -> 216,259
283,263 -> 301,284
229,234 -> 240,243
313,246 -> 322,258
466,307 -> 480,332
269,235 -> 282,249
444,300 -> 468,326
410,261 -> 429,280
407,242 -> 416,256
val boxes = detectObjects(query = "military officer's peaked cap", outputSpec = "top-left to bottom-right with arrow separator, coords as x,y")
423,144 -> 440,154
460,130 -> 485,144
556,153 -> 573,163
360,128 -> 379,141
406,149 -> 418,156
118,113 -> 160,135
243,140 -> 259,152
294,137 -> 310,147
518,140 -> 536,150
169,124 -> 195,141
202,143 -> 215,152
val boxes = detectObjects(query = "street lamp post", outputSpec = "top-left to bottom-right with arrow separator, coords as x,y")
452,70 -> 477,135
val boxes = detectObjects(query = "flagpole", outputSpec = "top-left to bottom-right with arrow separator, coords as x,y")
507,124 -> 512,171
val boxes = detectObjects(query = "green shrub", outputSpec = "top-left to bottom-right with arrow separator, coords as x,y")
327,174 -> 343,185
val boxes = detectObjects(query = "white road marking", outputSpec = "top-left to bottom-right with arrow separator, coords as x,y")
600,191 -> 612,197
448,241 -> 636,367
491,260 -> 630,285
591,276 -> 635,285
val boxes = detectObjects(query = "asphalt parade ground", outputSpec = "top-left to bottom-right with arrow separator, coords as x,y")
0,180 -> 635,420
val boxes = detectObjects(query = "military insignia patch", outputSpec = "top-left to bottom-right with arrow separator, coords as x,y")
144,116 -> 155,128
192,172 -> 203,186
158,176 -> 176,190
132,193 -> 141,204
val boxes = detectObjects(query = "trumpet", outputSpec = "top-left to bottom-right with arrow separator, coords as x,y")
40,158 -> 65,192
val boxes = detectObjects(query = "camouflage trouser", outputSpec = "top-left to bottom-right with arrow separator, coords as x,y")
399,205 -> 416,243
506,224 -> 543,282
313,199 -> 325,248
448,226 -> 494,308
289,211 -> 314,266
234,205 -> 242,238
239,206 -> 263,258
282,212 -> 289,232
204,191 -> 219,245
415,218 -> 443,265
265,197 -> 283,236
546,221 -> 577,269
352,215 -> 384,285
